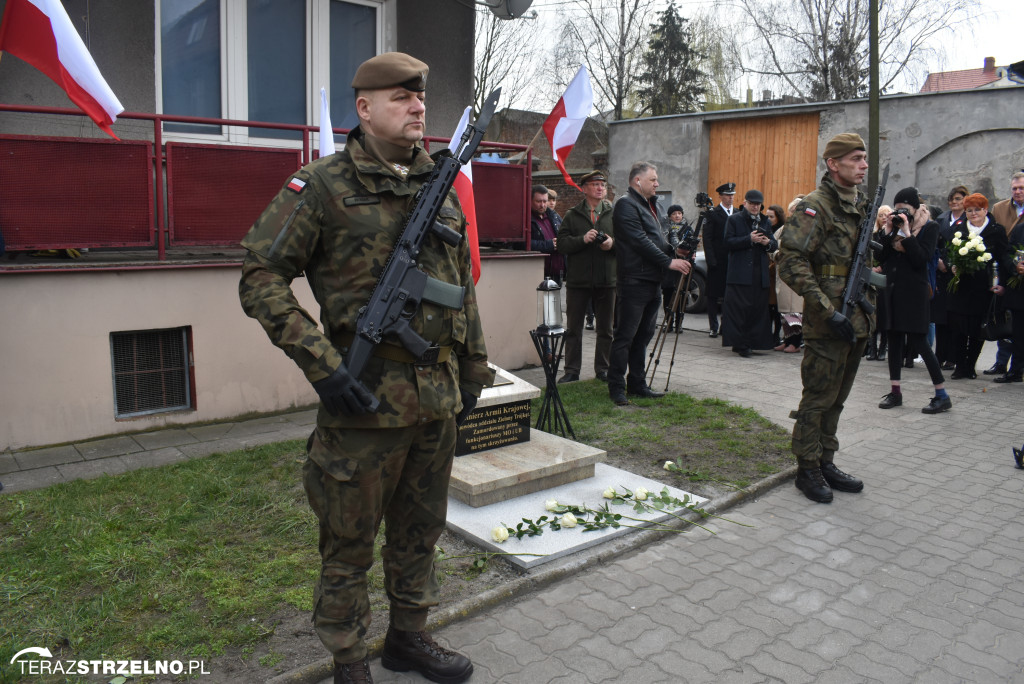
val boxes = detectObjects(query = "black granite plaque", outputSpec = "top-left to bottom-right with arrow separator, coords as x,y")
455,399 -> 531,455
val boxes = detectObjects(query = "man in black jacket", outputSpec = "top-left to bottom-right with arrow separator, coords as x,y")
704,182 -> 736,338
607,162 -> 691,406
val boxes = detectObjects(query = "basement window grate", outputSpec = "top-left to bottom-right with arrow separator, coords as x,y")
111,327 -> 194,418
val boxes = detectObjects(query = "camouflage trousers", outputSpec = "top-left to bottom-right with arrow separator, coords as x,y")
302,419 -> 457,664
790,337 -> 868,469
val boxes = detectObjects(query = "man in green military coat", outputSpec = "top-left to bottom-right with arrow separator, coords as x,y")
239,52 -> 492,684
556,170 -> 616,383
777,133 -> 874,504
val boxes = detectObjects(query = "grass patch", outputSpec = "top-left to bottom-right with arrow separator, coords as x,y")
532,380 -> 792,493
0,440 -> 483,683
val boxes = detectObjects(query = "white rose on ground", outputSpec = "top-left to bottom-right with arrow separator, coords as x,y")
664,461 -> 674,470
635,487 -> 649,501
561,512 -> 577,528
603,487 -> 617,499
545,499 -> 559,512
491,526 -> 509,543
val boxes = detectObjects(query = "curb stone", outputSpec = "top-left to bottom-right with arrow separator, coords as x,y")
266,465 -> 798,684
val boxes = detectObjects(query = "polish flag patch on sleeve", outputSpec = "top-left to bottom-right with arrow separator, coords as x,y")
804,207 -> 817,216
287,178 -> 307,193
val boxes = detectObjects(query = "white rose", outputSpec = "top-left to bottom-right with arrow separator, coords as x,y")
975,243 -> 986,252
664,461 -> 674,471
491,526 -> 509,543
545,499 -> 559,511
951,237 -> 962,246
977,256 -> 985,263
603,487 -> 617,499
983,252 -> 993,261
634,487 -> 649,501
959,247 -> 969,256
561,512 -> 577,528
953,231 -> 962,239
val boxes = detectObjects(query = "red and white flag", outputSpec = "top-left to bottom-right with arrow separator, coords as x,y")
448,106 -> 481,284
542,65 -> 593,191
0,0 -> 124,138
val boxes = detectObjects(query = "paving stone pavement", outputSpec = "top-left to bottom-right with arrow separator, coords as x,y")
353,322 -> 1024,683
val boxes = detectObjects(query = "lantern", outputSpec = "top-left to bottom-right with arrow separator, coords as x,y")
535,278 -> 563,334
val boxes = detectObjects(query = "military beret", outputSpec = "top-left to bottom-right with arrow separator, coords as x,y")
351,52 -> 428,91
667,204 -> 684,215
716,182 -> 736,194
893,187 -> 921,210
744,189 -> 764,204
822,132 -> 866,160
580,170 -> 607,185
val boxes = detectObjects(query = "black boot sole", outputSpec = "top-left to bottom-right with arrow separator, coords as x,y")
381,653 -> 473,684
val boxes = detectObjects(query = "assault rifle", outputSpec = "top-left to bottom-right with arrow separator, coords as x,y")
344,88 -> 501,411
840,165 -> 889,320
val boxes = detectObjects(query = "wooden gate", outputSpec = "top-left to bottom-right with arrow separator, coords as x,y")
706,112 -> 820,212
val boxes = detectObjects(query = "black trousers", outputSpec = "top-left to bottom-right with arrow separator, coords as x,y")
887,332 -> 945,385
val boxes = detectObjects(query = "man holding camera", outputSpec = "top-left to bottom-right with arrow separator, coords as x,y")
778,133 -> 873,504
557,170 -> 616,383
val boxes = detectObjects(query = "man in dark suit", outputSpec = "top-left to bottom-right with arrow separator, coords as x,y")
704,182 -> 736,337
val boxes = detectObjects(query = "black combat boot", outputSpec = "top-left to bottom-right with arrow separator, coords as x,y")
795,467 -> 833,503
334,657 -> 373,684
820,462 -> 864,492
381,628 -> 473,683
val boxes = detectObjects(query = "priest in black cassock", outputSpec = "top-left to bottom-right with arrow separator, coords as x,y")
721,189 -> 778,356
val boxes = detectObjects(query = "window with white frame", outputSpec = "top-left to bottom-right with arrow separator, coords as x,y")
158,0 -> 384,143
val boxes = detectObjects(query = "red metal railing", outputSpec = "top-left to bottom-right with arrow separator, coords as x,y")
0,104 -> 532,262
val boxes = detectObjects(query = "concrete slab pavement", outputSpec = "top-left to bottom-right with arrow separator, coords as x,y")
345,322 -> 1023,683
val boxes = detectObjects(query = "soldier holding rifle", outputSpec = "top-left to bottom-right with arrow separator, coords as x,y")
239,53 -> 491,684
778,133 -> 877,505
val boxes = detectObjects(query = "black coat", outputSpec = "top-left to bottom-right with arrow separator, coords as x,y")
1000,223 -> 1024,312
946,216 -> 1010,315
931,210 -> 967,324
724,210 -> 778,287
612,188 -> 673,284
704,204 -> 734,298
878,220 -> 939,333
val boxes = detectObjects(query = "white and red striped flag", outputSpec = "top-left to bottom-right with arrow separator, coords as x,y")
0,0 -> 124,138
448,106 -> 481,284
542,65 -> 593,191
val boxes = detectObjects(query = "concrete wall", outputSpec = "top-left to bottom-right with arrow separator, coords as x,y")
0,255 -> 542,451
609,88 -> 1024,210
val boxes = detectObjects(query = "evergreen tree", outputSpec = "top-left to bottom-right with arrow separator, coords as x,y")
636,2 -> 706,116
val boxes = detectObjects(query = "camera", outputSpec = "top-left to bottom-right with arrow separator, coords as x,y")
891,208 -> 913,228
695,192 -> 713,210
594,231 -> 609,244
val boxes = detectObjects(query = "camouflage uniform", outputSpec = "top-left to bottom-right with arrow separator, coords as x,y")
777,174 -> 873,469
239,126 -> 493,664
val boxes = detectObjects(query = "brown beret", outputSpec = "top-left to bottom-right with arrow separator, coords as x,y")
351,52 -> 428,92
822,132 -> 866,160
580,170 -> 607,185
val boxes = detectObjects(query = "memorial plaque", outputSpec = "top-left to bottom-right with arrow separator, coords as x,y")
455,399 -> 531,455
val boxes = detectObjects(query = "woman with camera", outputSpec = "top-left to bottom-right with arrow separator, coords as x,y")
876,188 -> 951,413
946,193 -> 1011,379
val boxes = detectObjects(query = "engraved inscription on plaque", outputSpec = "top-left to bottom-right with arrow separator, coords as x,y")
455,399 -> 531,455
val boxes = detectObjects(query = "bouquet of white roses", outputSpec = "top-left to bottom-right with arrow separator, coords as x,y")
946,231 -> 992,292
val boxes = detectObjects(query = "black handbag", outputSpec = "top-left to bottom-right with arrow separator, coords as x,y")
981,297 -> 1012,341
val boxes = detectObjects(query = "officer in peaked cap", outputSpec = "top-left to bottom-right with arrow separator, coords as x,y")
240,50 -> 489,684
705,182 -> 738,337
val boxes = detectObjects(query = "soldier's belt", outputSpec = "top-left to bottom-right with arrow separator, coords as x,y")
337,332 -> 452,365
815,265 -> 849,277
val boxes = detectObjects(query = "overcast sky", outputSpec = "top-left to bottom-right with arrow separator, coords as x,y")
520,0 -> 1018,108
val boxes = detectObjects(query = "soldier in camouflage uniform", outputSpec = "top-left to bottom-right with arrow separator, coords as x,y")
777,133 -> 874,504
239,53 -> 492,684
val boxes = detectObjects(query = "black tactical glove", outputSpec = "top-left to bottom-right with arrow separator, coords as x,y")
455,389 -> 478,426
827,311 -> 856,345
311,363 -> 376,416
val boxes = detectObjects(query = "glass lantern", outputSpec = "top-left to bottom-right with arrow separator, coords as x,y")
535,278 -> 564,334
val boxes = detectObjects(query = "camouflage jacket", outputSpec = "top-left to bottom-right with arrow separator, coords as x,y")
777,173 -> 875,339
239,127 -> 493,429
